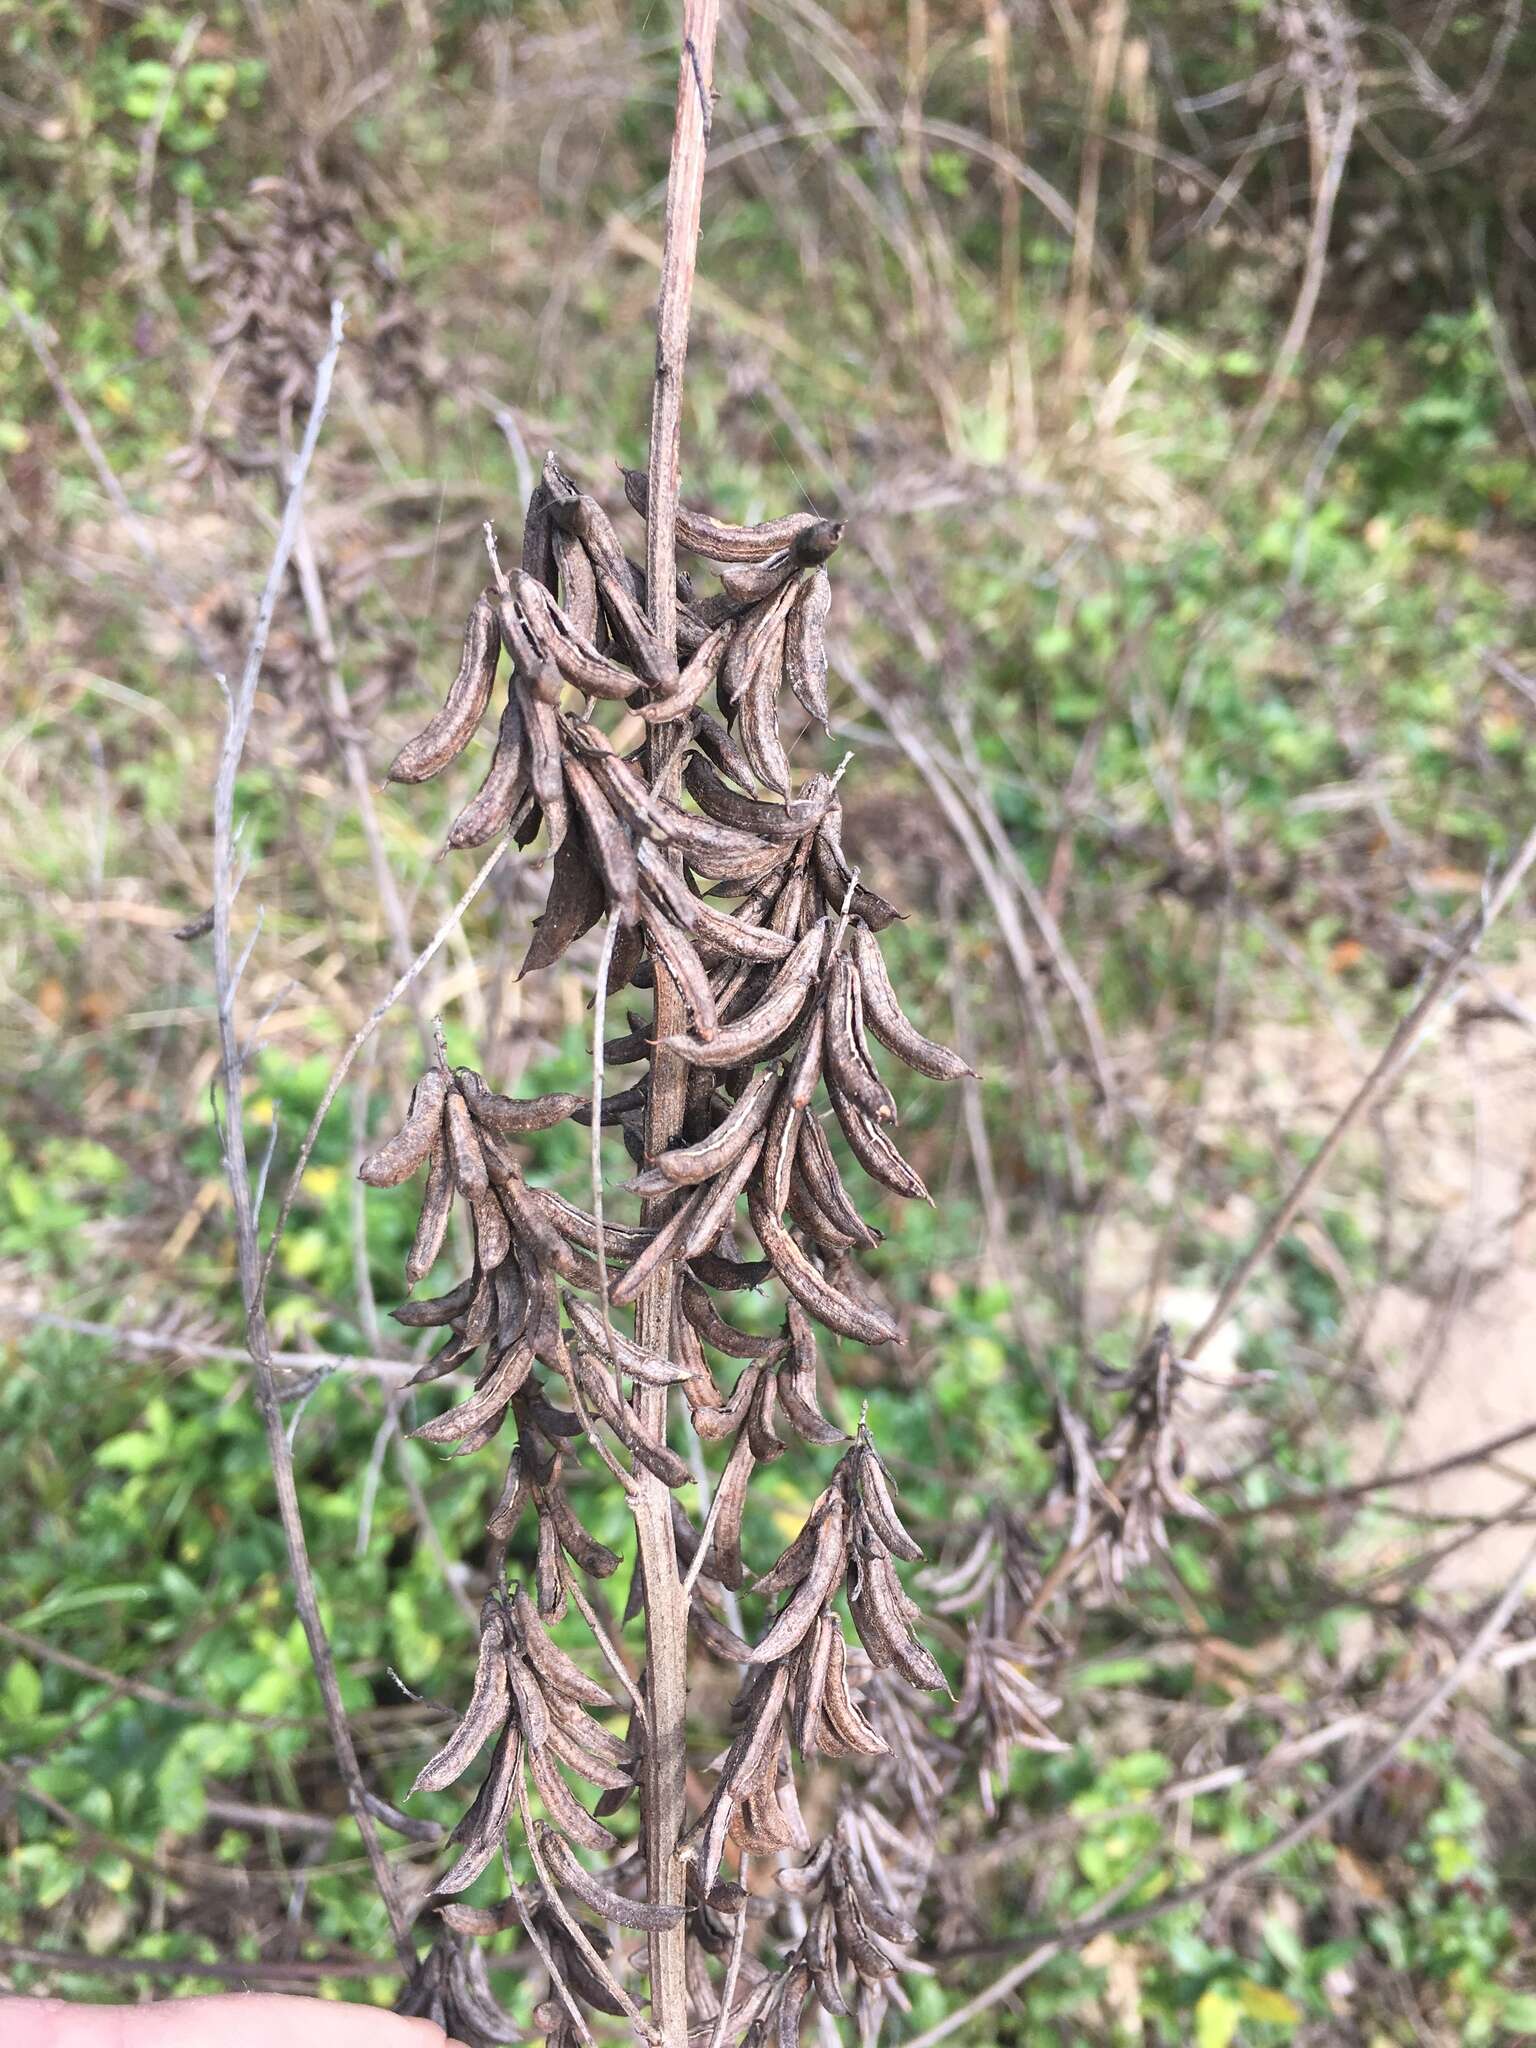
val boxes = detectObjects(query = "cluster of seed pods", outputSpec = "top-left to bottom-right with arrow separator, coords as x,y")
371,455 -> 978,2042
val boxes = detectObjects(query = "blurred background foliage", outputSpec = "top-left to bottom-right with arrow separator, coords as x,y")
4,1 -> 1536,2042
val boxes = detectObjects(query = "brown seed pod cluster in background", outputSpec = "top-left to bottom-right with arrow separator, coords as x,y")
374,453 -> 978,2041
768,1803 -> 928,2045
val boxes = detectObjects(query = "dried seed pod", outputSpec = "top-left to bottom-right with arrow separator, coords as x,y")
692,1356 -> 770,1445
678,1272 -> 782,1358
690,1248 -> 774,1291
849,919 -> 975,1081
569,1346 -> 694,1487
823,953 -> 897,1124
737,616 -> 794,797
564,758 -> 639,925
518,830 -> 605,978
359,1067 -> 448,1187
538,1190 -> 654,1262
520,477 -> 558,592
678,1129 -> 767,1263
632,832 -> 702,929
444,1086 -> 489,1198
456,1070 -> 585,1134
495,584 -> 563,706
469,1188 -> 511,1272
707,1430 -> 757,1592
517,574 -> 642,701
518,686 -> 569,852
778,1306 -> 847,1445
628,1072 -> 778,1198
795,1111 -> 883,1249
550,489 -> 674,683
660,922 -> 824,1069
849,1549 -> 946,1692
812,820 -> 904,931
511,1586 -> 614,1710
542,1708 -> 631,1795
775,1962 -> 813,2048
691,710 -> 760,794
504,1648 -> 552,1750
621,465 -> 820,563
806,1902 -> 851,2017
747,1186 -> 899,1346
550,522 -> 599,640
851,1427 -> 924,1561
607,1182 -> 703,1312
683,753 -> 832,844
636,617 -> 736,724
745,1357 -> 785,1464
411,1607 -> 511,1796
828,1085 -> 931,1206
791,1611 -> 835,1754
815,1625 -> 888,1757
640,898 -> 719,1041
445,696 -> 530,850
743,1493 -> 847,1665
678,892 -> 797,966
528,1735 -> 619,1852
433,1724 -> 523,1896
540,1481 -> 621,1579
410,1339 -> 533,1450
391,1273 -> 477,1328
535,1510 -> 565,1617
753,1494 -> 837,1600
536,1823 -> 684,1929
406,1144 -> 456,1287
785,563 -> 832,727
564,1296 -> 694,1387
757,1070 -> 804,1223
387,591 -> 500,783
645,797 -> 789,885
719,520 -> 845,602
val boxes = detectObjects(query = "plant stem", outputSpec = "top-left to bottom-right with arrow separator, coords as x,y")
207,305 -> 416,1971
634,6 -> 720,2041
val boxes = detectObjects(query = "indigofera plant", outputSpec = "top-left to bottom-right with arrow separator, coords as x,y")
367,435 -> 976,2040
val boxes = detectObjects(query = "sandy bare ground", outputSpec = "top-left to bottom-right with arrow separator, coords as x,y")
1089,944 -> 1536,1589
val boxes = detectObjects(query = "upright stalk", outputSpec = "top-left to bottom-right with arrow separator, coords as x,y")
635,6 -> 721,2038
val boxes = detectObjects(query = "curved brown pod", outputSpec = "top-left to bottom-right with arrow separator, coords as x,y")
747,1186 -> 899,1346
621,464 -> 820,563
445,697 -> 530,850
359,1068 -> 448,1187
849,918 -> 975,1081
387,590 -> 500,784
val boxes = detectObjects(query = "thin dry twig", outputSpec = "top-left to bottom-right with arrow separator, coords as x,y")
0,1618 -> 307,1730
0,1305 -> 442,1386
706,1858 -> 751,2048
1235,2 -> 1359,457
204,301 -> 414,1971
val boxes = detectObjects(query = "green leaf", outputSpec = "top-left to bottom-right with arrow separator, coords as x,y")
2,1657 -> 43,1721
1501,1993 -> 1536,2034
1262,1915 -> 1305,1975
